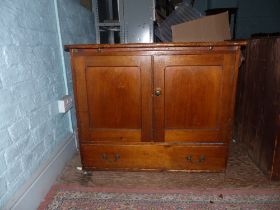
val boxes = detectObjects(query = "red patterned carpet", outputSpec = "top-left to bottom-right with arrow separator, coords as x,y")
38,184 -> 280,209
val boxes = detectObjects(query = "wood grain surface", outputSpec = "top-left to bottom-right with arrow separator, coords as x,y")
68,42 -> 243,171
238,37 -> 280,180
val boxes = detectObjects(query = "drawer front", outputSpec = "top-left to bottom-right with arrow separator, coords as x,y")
80,144 -> 227,172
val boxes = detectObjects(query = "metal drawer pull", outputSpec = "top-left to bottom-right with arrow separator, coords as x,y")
186,155 -> 192,162
185,155 -> 206,163
198,155 -> 205,163
101,153 -> 108,160
101,153 -> 120,162
115,153 -> 120,161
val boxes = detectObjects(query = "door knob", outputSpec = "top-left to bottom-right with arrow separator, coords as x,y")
155,88 -> 161,96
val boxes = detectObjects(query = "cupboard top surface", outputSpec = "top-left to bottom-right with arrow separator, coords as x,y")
64,41 -> 247,51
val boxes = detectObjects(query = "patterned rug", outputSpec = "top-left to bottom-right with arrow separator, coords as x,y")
38,184 -> 280,210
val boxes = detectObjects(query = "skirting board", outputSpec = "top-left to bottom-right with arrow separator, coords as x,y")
5,134 -> 77,210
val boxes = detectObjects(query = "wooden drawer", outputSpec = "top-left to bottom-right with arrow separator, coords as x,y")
80,144 -> 227,172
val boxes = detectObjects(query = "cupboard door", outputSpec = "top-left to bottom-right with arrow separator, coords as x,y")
73,55 -> 152,142
154,54 -> 237,143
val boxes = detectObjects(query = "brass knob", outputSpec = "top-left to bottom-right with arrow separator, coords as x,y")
155,88 -> 161,96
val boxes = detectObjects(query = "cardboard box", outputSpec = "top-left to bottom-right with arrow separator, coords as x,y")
171,12 -> 231,42
80,0 -> 92,11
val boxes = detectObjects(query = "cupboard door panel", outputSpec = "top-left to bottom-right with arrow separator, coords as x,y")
165,66 -> 222,129
87,67 -> 141,129
73,56 -> 152,142
154,54 -> 236,143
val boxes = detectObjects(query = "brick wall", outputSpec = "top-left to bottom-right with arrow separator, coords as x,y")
0,0 -> 95,208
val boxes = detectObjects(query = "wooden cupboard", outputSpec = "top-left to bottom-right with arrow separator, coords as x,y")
65,42 -> 246,172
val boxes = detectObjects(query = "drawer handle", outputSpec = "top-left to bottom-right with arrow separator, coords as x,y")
115,153 -> 120,161
101,153 -> 120,162
101,153 -> 108,160
185,155 -> 206,163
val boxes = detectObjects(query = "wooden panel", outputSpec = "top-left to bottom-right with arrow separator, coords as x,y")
271,117 -> 280,180
84,56 -> 142,66
76,111 -> 90,141
154,54 -> 235,143
219,53 -> 238,143
80,144 -> 227,171
233,47 -> 247,141
165,130 -> 218,142
71,48 -> 239,57
86,66 -> 141,129
165,66 -> 222,129
73,55 -> 152,142
160,54 -> 224,66
239,38 -> 280,180
73,56 -> 88,112
140,57 -> 153,142
90,129 -> 141,141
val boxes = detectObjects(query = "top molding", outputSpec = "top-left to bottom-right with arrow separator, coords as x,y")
64,41 -> 247,51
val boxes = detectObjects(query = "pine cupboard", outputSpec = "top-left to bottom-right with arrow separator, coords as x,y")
65,42 -> 246,172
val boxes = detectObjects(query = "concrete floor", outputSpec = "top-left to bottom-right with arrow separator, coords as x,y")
57,141 -> 280,189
